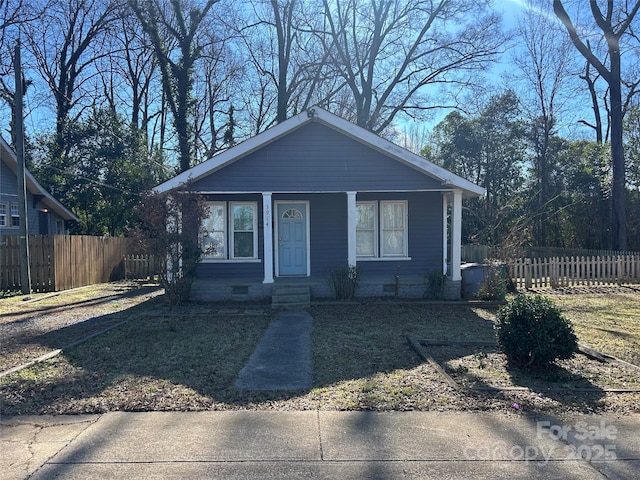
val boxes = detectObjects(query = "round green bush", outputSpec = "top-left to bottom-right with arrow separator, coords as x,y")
495,295 -> 578,368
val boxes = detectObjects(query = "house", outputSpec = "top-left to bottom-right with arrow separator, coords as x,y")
0,136 -> 78,236
154,108 -> 485,301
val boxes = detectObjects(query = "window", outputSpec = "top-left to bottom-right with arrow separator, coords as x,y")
381,201 -> 407,257
231,203 -> 256,259
356,200 -> 408,258
201,201 -> 258,261
202,203 -> 226,258
10,203 -> 19,227
55,220 -> 65,234
356,202 -> 377,257
0,203 -> 6,227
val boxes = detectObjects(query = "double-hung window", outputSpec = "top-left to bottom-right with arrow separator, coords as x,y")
201,201 -> 258,261
356,200 -> 408,259
10,203 -> 19,227
0,203 -> 6,227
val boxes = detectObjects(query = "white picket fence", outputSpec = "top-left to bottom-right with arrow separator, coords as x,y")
509,255 -> 640,290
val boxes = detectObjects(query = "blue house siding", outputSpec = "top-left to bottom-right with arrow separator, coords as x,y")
196,193 -> 264,281
355,192 -> 442,278
192,123 -> 443,193
194,191 -> 442,282
307,193 -> 348,276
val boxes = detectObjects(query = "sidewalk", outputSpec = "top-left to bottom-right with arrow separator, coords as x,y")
2,411 -> 638,479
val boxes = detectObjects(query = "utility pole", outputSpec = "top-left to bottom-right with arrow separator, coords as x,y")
14,42 -> 31,295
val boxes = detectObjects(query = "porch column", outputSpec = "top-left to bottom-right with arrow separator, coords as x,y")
262,192 -> 274,283
451,189 -> 463,281
347,191 -> 357,267
442,193 -> 448,275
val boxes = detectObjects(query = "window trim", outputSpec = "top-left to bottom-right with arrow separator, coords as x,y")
356,200 -> 409,260
0,202 -> 7,227
380,200 -> 408,258
229,201 -> 259,260
355,201 -> 378,258
10,203 -> 19,228
201,201 -> 260,263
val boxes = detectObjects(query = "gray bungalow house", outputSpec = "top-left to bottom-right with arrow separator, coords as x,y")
154,108 -> 484,302
0,136 -> 78,236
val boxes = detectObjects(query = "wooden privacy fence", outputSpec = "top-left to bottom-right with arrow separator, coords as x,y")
0,235 -> 144,293
509,255 -> 640,290
124,254 -> 161,281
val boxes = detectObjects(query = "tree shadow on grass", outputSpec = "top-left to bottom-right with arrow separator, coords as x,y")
0,301 -> 495,413
0,299 -> 627,416
427,343 -> 610,413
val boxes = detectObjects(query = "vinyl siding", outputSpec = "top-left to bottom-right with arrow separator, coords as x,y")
194,191 -> 443,281
1,160 -> 43,235
192,123 -> 444,193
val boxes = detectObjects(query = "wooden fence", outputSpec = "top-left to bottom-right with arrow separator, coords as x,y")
508,255 -> 640,290
124,254 -> 161,281
0,235 -> 151,293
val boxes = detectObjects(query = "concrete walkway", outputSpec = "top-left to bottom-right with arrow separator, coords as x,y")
235,310 -> 313,391
2,411 -> 638,479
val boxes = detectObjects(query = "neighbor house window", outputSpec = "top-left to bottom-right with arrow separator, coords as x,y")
356,200 -> 408,258
10,203 -> 19,227
55,219 -> 65,234
201,201 -> 258,261
0,203 -> 6,227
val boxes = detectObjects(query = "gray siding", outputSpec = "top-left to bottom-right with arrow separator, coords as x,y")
1,160 -> 43,235
192,123 -> 443,193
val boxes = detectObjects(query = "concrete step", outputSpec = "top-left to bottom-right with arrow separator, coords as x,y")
272,286 -> 311,310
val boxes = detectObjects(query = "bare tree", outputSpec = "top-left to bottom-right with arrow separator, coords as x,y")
23,0 -> 124,158
0,0 -> 49,137
128,0 -> 220,173
315,0 -> 506,134
512,0 -> 576,246
192,26 -> 242,159
554,0 -> 640,250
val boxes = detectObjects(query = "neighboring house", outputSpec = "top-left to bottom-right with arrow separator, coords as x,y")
154,108 -> 485,301
0,136 -> 78,236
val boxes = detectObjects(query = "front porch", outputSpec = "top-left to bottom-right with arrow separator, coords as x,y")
190,274 -> 461,303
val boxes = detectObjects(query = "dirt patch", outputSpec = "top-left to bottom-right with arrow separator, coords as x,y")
0,281 -> 164,372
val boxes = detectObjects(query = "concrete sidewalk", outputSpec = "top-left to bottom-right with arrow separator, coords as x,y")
2,411 -> 638,479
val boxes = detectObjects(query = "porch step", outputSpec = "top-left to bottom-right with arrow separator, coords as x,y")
271,285 -> 311,310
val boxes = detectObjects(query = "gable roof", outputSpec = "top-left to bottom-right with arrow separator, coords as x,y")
154,107 -> 485,198
0,136 -> 79,222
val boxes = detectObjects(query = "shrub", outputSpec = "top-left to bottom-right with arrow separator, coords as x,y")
476,262 -> 507,300
495,295 -> 578,368
424,270 -> 447,299
327,265 -> 361,300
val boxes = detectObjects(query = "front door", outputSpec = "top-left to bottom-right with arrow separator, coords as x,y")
277,202 -> 308,276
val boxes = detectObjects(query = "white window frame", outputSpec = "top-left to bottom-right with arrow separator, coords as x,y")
380,201 -> 408,258
230,201 -> 259,260
10,203 -> 19,228
356,201 -> 378,258
356,200 -> 409,260
200,201 -> 259,262
0,202 -> 7,227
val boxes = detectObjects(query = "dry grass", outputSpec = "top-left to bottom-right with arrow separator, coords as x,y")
1,288 -> 639,416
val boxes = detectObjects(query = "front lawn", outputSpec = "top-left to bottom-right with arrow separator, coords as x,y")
1,290 -> 639,415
